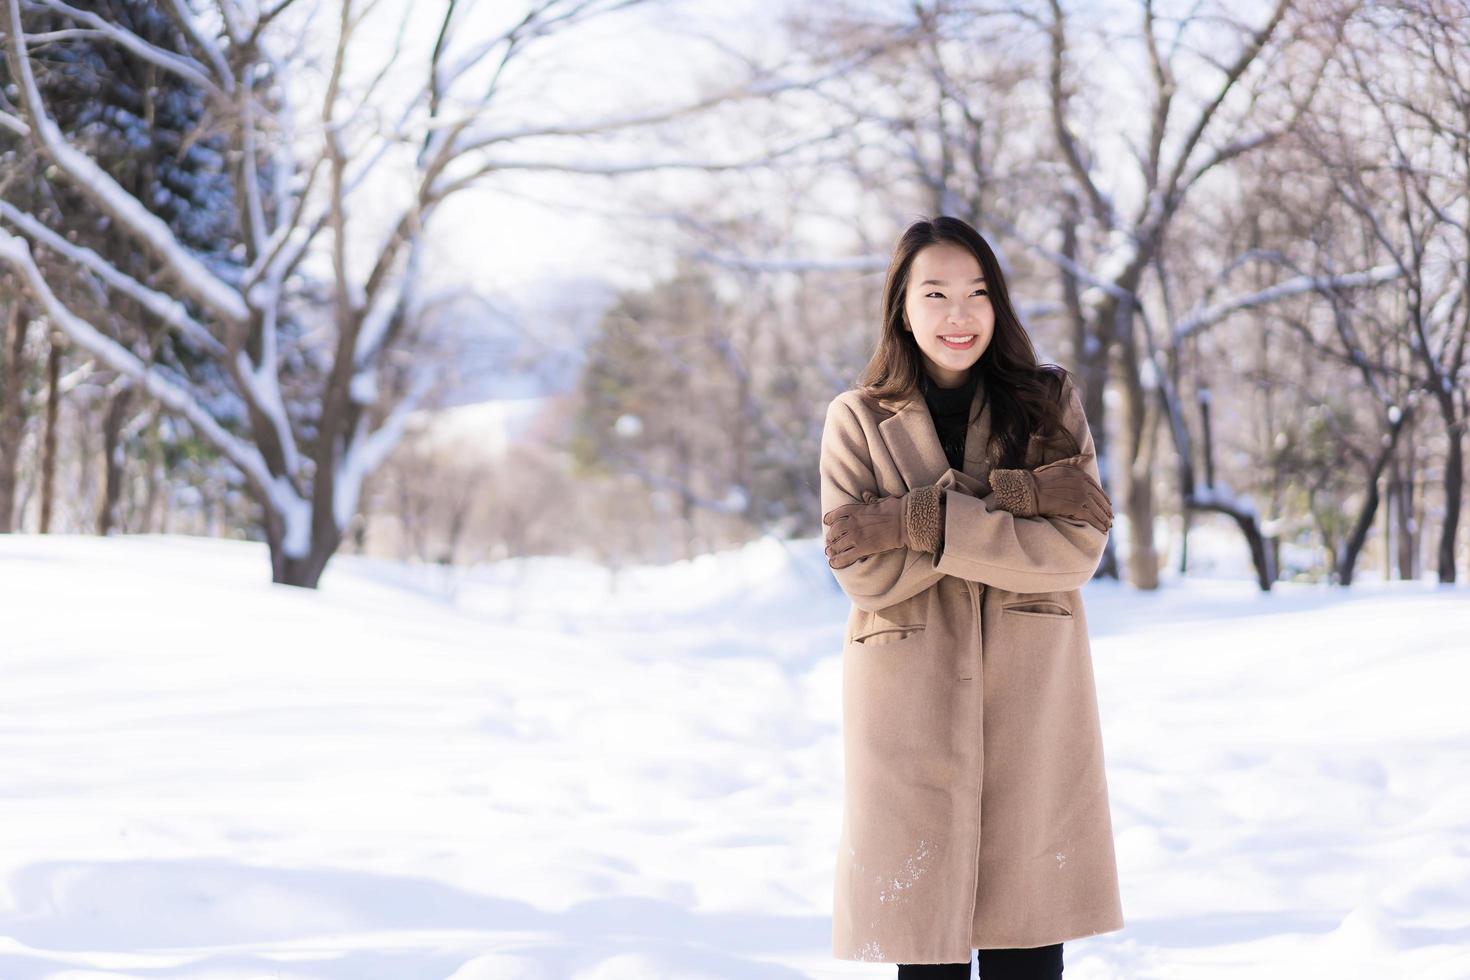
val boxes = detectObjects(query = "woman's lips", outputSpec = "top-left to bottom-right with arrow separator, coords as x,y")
940,334 -> 976,349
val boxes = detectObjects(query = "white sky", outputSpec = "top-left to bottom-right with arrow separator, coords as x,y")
409,0 -> 1286,296
269,0 -> 797,307
255,0 -> 1298,397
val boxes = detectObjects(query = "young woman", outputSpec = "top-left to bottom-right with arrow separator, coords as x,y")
819,216 -> 1123,978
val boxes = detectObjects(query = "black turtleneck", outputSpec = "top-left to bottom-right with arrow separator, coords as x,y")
920,368 -> 981,472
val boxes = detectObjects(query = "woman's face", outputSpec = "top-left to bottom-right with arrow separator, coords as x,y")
903,242 -> 995,387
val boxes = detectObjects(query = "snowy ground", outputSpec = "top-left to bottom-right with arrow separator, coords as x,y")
0,530 -> 1467,980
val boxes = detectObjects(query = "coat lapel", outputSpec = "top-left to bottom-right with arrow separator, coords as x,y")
877,378 -> 993,491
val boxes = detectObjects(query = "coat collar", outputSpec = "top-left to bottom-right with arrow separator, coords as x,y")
875,377 -> 993,491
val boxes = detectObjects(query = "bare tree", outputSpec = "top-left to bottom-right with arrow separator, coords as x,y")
1026,0 -> 1322,588
1298,0 -> 1470,583
0,0 -> 858,586
751,1 -> 1358,586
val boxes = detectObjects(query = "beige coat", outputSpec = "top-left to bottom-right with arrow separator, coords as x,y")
820,372 -> 1124,963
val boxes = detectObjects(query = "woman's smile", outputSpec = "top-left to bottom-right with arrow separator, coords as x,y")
903,241 -> 996,385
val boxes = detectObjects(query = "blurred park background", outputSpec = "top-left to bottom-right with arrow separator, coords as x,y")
0,0 -> 1465,592
3,3 -> 1470,978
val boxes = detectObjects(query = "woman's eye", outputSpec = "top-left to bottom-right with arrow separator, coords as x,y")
925,289 -> 988,298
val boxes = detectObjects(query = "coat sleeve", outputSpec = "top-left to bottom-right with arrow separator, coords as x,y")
819,394 -> 947,613
931,376 -> 1109,592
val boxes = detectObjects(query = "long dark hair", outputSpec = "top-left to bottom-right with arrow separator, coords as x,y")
857,215 -> 1077,470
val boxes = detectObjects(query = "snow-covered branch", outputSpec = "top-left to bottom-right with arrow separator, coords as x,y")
687,250 -> 889,274
235,272 -> 302,483
0,201 -> 225,357
28,0 -> 223,97
1174,264 -> 1403,341
162,0 -> 233,88
0,107 -> 25,137
431,126 -> 848,199
1156,0 -> 1291,215
985,212 -> 1136,303
332,362 -> 440,533
2,0 -> 249,326
1046,0 -> 1116,229
452,14 -> 925,155
0,226 -> 270,491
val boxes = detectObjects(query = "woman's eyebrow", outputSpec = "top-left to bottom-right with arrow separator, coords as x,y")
919,276 -> 986,286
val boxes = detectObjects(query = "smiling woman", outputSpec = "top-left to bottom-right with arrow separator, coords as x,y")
907,248 -> 994,385
818,215 -> 1121,977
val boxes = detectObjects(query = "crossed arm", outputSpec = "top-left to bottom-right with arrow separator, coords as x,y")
818,381 -> 1112,611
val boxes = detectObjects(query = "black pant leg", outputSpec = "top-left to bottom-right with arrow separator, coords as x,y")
976,942 -> 1062,980
896,958 -> 972,979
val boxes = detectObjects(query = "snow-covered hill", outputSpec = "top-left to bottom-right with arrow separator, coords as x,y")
0,532 -> 1466,979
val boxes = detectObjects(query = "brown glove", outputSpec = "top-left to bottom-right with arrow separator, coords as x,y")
823,485 -> 944,569
987,455 -> 1113,532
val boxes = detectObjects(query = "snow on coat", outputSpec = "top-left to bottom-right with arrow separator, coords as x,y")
819,372 -> 1124,963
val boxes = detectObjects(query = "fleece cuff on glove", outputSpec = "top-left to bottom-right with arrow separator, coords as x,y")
903,484 -> 944,554
988,468 -> 1038,517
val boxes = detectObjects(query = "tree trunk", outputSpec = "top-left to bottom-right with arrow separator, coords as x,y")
262,498 -> 341,589
1338,413 -> 1408,585
394,475 -> 415,563
39,333 -> 60,533
1391,451 -> 1416,580
1337,474 -> 1381,587
1188,391 -> 1277,590
139,404 -> 163,533
0,297 -> 29,532
1082,367 -> 1119,581
1177,506 -> 1191,575
98,383 -> 133,535
1060,197 -> 1119,581
1213,504 -> 1274,588
1119,355 -> 1161,589
676,432 -> 695,560
1436,397 -> 1463,583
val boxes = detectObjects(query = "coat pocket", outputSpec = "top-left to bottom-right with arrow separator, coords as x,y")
1000,595 -> 1073,619
846,593 -> 923,646
852,623 -> 927,645
849,599 -> 928,645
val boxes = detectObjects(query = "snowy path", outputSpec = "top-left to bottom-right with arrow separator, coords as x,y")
0,533 -> 1466,979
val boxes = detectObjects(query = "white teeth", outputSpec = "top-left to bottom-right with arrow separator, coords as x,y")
941,335 -> 975,342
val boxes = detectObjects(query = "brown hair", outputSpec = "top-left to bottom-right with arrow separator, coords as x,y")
857,215 -> 1076,470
